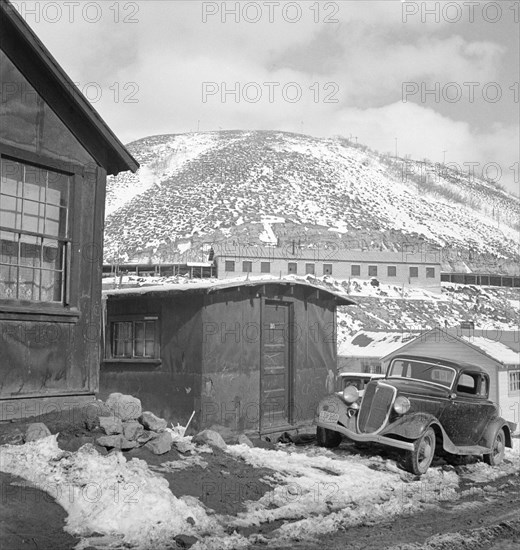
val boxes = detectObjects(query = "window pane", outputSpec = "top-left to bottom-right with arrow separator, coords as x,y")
113,322 -> 132,357
0,231 -> 18,264
0,263 -> 17,298
19,235 -> 41,268
22,199 -> 45,233
40,269 -> 62,302
42,239 -> 62,270
18,267 -> 39,301
1,158 -> 23,197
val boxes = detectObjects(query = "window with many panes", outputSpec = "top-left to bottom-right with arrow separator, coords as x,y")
387,266 -> 397,277
225,260 -> 235,272
0,157 -> 70,303
242,261 -> 252,273
111,317 -> 159,359
368,265 -> 378,277
509,371 -> 520,393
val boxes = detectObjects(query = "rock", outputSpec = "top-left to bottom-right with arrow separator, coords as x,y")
139,411 -> 167,432
237,434 -> 254,447
96,434 -> 138,451
249,438 -> 275,450
24,423 -> 51,442
123,421 -> 144,441
173,534 -> 198,548
192,429 -> 227,450
145,431 -> 173,455
105,393 -> 142,421
208,424 -> 236,444
99,416 -> 123,435
136,431 -> 156,445
173,439 -> 196,454
0,428 -> 24,445
82,400 -> 112,429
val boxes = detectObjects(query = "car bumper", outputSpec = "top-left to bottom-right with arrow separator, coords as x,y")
317,420 -> 415,451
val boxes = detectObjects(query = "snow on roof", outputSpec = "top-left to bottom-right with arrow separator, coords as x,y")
103,274 -> 356,305
338,330 -> 422,357
460,336 -> 520,365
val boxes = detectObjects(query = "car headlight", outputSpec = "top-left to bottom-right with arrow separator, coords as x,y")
394,396 -> 411,415
342,385 -> 360,405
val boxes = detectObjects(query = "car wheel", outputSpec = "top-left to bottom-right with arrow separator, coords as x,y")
483,428 -> 505,466
316,426 -> 342,448
404,427 -> 436,475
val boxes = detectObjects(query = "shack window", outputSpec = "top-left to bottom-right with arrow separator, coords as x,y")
0,157 -> 70,303
368,265 -> 378,277
305,263 -> 315,275
261,261 -> 270,273
409,266 -> 419,278
426,267 -> 435,278
509,371 -> 520,393
111,317 -> 159,359
288,262 -> 297,274
387,266 -> 397,277
323,264 -> 332,275
242,261 -> 252,273
351,265 -> 360,276
225,260 -> 235,272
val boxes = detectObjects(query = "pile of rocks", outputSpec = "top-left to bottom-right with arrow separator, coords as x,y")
91,393 -> 181,455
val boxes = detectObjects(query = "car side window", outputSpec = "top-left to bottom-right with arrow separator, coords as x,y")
457,373 -> 478,395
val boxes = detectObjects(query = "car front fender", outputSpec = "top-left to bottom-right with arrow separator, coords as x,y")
381,412 -> 440,441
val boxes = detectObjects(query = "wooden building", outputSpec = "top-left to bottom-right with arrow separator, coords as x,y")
214,246 -> 442,291
0,0 -> 138,420
101,278 -> 355,435
382,327 -> 520,428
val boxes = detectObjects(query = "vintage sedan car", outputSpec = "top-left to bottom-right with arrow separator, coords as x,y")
317,355 -> 516,475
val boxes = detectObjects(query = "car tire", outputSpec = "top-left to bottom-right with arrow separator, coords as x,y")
404,427 -> 436,475
483,428 -> 505,466
316,426 -> 341,448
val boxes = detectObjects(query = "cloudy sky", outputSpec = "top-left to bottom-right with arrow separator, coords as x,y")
16,0 -> 520,195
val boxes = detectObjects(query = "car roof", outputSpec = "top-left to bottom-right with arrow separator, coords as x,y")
389,354 -> 490,375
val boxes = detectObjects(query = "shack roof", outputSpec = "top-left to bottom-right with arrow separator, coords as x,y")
103,275 -> 356,306
381,327 -> 520,367
0,0 -> 139,175
338,330 -> 423,358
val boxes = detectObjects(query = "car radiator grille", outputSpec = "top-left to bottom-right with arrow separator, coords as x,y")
358,383 -> 395,433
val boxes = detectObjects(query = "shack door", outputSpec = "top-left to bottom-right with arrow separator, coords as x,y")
261,300 -> 293,431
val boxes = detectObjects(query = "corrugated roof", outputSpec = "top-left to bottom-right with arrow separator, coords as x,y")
214,245 -> 441,265
103,274 -> 357,305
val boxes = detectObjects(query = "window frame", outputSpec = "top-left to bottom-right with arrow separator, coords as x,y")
106,314 -> 161,363
409,266 -> 419,278
305,263 -> 315,275
260,261 -> 270,273
351,264 -> 360,277
323,263 -> 333,275
426,267 -> 436,279
224,260 -> 235,272
288,262 -> 297,274
242,260 -> 253,273
368,265 -> 378,277
387,265 -> 397,277
0,146 -> 81,317
509,370 -> 520,394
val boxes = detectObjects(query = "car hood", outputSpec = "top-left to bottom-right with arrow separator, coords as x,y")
374,378 -> 452,399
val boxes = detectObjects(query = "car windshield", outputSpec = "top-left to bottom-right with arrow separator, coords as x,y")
388,359 -> 455,388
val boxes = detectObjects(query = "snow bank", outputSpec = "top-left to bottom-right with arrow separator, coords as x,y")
0,436 -> 222,549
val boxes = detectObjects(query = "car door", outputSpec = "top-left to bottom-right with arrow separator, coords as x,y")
441,371 -> 492,446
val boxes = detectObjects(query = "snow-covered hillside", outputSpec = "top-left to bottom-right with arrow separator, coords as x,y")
105,131 -> 520,272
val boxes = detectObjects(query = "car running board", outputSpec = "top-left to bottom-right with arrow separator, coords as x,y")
449,444 -> 491,455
